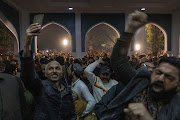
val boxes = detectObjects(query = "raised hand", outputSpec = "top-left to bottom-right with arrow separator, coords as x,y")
97,57 -> 104,64
124,103 -> 153,120
24,23 -> 41,53
125,10 -> 148,33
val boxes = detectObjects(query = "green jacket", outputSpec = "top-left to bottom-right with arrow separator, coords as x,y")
24,90 -> 35,120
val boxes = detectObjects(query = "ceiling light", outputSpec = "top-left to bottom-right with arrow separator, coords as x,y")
68,7 -> 73,10
141,8 -> 145,11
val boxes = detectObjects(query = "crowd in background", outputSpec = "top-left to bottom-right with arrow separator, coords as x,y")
0,48 -> 171,79
1,10 -> 180,120
0,47 -> 177,94
0,46 -> 176,119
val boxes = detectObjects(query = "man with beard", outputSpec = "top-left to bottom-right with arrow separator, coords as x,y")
84,58 -> 118,102
94,11 -> 180,120
130,57 -> 139,69
20,23 -> 76,120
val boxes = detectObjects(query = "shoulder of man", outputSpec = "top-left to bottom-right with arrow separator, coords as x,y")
158,95 -> 180,120
0,73 -> 19,84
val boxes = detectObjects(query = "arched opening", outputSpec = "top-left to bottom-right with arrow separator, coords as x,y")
85,22 -> 120,53
133,23 -> 167,56
0,12 -> 19,55
35,22 -> 72,53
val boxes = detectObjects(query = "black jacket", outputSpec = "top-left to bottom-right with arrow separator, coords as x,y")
20,51 -> 76,120
95,68 -> 150,119
94,32 -> 180,120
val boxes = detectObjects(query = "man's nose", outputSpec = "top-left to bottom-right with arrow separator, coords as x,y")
158,74 -> 165,82
53,68 -> 56,72
104,74 -> 109,78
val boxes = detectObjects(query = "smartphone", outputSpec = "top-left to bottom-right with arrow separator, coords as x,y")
33,14 -> 44,25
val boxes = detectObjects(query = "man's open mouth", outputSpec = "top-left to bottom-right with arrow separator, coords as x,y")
152,83 -> 164,92
51,74 -> 58,78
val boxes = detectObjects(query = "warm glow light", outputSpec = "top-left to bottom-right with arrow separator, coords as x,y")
135,44 -> 140,51
63,39 -> 68,45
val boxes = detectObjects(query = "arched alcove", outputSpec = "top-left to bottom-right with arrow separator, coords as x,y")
85,22 -> 120,52
35,22 -> 72,53
133,22 -> 167,56
0,12 -> 19,55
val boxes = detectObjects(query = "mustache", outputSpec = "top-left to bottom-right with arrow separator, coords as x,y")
51,73 -> 58,75
102,78 -> 108,80
148,81 -> 177,102
150,81 -> 165,89
102,78 -> 109,82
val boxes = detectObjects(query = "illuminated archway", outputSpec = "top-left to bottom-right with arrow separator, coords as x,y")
35,22 -> 72,53
85,22 -> 120,52
0,11 -> 19,55
134,22 -> 167,55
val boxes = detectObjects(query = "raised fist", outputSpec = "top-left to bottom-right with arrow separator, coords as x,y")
125,10 -> 148,33
124,103 -> 153,120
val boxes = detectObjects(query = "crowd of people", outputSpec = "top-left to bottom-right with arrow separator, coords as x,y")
0,11 -> 180,120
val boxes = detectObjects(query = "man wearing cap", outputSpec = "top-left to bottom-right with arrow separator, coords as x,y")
84,58 -> 118,102
68,63 -> 96,118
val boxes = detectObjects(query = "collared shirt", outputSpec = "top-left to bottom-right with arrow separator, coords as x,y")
59,83 -> 66,96
46,80 -> 66,98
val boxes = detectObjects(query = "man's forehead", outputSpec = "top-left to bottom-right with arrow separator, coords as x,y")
156,62 -> 179,75
47,61 -> 61,67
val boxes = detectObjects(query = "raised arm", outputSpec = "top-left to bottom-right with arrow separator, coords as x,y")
84,58 -> 104,85
20,23 -> 42,98
110,11 -> 147,85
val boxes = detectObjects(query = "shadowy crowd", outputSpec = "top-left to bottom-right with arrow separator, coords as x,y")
0,11 -> 180,120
